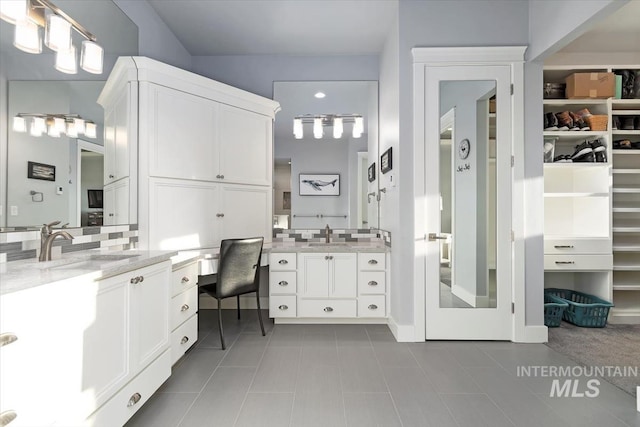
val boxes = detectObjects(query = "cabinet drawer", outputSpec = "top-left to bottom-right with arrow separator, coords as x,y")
544,238 -> 611,255
269,295 -> 297,317
544,254 -> 612,271
171,261 -> 199,296
298,299 -> 357,318
85,350 -> 171,427
358,296 -> 386,318
270,271 -> 297,294
171,286 -> 198,331
270,253 -> 296,270
358,252 -> 385,270
358,271 -> 386,295
171,315 -> 198,365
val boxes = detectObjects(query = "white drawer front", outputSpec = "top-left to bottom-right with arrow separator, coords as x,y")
270,271 -> 297,295
298,299 -> 357,318
85,350 -> 171,427
270,253 -> 297,270
171,261 -> 199,296
544,254 -> 612,271
269,295 -> 297,317
171,315 -> 198,365
358,252 -> 385,270
171,286 -> 198,331
358,295 -> 386,318
544,238 -> 611,255
358,271 -> 386,295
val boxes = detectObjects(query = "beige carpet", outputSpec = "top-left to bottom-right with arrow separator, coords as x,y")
546,323 -> 640,396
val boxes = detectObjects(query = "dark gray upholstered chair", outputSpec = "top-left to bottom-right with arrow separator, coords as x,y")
199,237 -> 265,349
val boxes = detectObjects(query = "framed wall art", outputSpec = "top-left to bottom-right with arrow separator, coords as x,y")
368,162 -> 376,182
299,173 -> 340,196
27,161 -> 56,181
381,148 -> 393,174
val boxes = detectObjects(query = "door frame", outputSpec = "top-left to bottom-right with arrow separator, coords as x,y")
412,46 -> 534,342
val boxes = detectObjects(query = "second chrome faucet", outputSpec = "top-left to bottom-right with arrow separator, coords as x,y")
325,224 -> 331,243
39,220 -> 74,262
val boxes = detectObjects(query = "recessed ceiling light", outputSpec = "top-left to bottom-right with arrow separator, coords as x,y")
314,92 -> 326,99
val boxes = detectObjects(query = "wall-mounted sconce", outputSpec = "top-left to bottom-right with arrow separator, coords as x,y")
13,113 -> 97,138
293,114 -> 363,140
0,0 -> 104,75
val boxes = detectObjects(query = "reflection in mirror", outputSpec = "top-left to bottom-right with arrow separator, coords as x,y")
273,81 -> 379,229
438,80 -> 497,309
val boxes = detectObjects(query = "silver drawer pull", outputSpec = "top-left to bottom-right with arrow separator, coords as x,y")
0,333 -> 18,348
554,245 -> 574,249
109,213 -> 114,217
127,392 -> 142,407
0,410 -> 18,426
368,281 -> 378,286
278,280 -> 288,286
324,307 -> 334,313
130,276 -> 139,284
216,174 -> 221,179
368,259 -> 378,265
181,336 -> 189,345
278,304 -> 288,310
278,259 -> 288,265
216,213 -> 225,217
220,174 -> 224,179
181,304 -> 190,312
139,275 -> 144,282
181,276 -> 190,284
368,304 -> 378,310
555,261 -> 575,265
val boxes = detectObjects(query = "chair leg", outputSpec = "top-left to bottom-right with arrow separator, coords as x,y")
217,298 -> 226,350
237,295 -> 241,319
256,290 -> 265,336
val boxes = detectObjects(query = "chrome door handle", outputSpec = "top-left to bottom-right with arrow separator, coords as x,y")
278,259 -> 288,265
323,307 -> 333,312
181,276 -> 190,283
368,281 -> 378,286
127,392 -> 142,407
0,333 -> 18,347
278,304 -> 288,310
0,410 -> 18,426
181,336 -> 189,344
368,304 -> 378,310
278,281 -> 288,286
428,233 -> 448,241
368,259 -> 378,265
181,304 -> 190,312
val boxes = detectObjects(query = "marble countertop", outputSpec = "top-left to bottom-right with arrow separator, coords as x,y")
267,241 -> 389,253
0,249 -> 178,296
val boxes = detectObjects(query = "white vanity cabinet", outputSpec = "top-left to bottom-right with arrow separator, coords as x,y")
0,260 -> 171,427
170,260 -> 199,365
103,178 -> 131,226
103,81 -> 136,185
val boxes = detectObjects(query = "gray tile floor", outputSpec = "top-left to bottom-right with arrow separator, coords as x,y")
125,309 -> 639,427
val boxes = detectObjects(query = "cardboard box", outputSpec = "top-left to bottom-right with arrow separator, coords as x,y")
565,72 -> 615,99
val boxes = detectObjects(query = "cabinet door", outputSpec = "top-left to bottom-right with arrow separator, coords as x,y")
103,183 -> 116,225
129,261 -> 171,373
218,104 -> 272,186
143,83 -> 218,181
219,183 -> 272,243
148,178 -> 220,250
299,253 -> 330,297
104,84 -> 132,184
114,178 -> 130,225
330,253 -> 357,298
103,106 -> 116,183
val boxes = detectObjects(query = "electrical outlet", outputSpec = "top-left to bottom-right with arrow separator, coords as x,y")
56,186 -> 63,195
10,206 -> 18,216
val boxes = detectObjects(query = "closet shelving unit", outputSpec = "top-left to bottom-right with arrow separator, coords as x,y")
542,65 -> 640,323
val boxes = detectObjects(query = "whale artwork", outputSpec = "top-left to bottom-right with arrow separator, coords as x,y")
299,174 -> 340,196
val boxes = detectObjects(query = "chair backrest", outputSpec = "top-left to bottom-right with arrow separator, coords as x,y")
215,237 -> 264,298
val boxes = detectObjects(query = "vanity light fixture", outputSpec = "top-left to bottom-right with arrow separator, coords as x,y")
13,113 -> 97,139
293,113 -> 364,140
0,0 -> 104,75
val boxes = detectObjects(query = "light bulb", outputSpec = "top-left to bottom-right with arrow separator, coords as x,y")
66,121 -> 78,138
31,116 -> 46,136
55,44 -> 77,74
14,17 -> 41,53
45,14 -> 72,52
333,117 -> 343,139
74,117 -> 85,134
85,122 -> 97,138
313,117 -> 323,139
80,40 -> 103,74
352,116 -> 363,138
54,117 -> 65,133
0,0 -> 28,24
13,116 -> 26,132
48,122 -> 61,137
293,118 -> 303,139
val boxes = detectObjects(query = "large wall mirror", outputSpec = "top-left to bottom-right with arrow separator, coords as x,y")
273,81 -> 379,230
0,0 -> 138,230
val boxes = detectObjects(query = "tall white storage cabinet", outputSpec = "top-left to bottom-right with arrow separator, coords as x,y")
98,57 -> 280,250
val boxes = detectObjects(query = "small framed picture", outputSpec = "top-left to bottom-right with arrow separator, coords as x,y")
368,162 -> 376,182
299,173 -> 340,196
27,161 -> 56,181
381,148 -> 392,174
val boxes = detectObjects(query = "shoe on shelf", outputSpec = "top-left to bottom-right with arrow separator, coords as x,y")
544,112 -> 559,130
553,154 -> 572,163
589,138 -> 607,162
613,116 -> 621,130
570,141 -> 595,162
569,111 -> 590,131
575,108 -> 592,119
613,139 -> 632,149
555,111 -> 574,131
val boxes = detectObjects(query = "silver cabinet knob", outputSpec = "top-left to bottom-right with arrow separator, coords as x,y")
368,259 -> 378,265
555,261 -> 575,265
109,213 -> 114,217
278,304 -> 288,310
368,304 -> 378,310
130,276 -> 139,284
216,174 -> 221,179
109,174 -> 114,178
139,275 -> 144,282
278,259 -> 288,265
0,333 -> 18,348
181,304 -> 189,312
368,281 -> 378,286
278,280 -> 288,286
216,213 -> 225,217
329,255 -> 333,260
181,276 -> 190,284
127,392 -> 142,407
0,410 -> 18,426
220,174 -> 224,179
324,255 -> 329,260
181,336 -> 189,345
324,307 -> 334,312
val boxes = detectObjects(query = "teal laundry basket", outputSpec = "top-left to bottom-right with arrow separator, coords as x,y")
545,288 -> 614,328
544,293 -> 569,327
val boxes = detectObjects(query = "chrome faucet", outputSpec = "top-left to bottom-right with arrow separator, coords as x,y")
325,224 -> 331,243
39,221 -> 74,262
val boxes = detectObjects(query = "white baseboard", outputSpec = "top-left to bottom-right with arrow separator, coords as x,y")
388,315 -> 417,342
514,325 -> 548,343
199,294 -> 269,310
